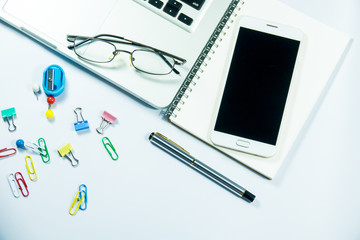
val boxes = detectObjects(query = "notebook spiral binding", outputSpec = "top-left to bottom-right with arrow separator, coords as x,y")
165,0 -> 245,118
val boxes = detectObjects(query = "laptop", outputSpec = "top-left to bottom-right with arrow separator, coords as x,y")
0,0 -> 235,108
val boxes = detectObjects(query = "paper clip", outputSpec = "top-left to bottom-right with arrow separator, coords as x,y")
74,107 -> 89,131
25,155 -> 38,181
78,184 -> 88,210
0,147 -> 17,159
96,111 -> 116,134
102,137 -> 119,160
69,190 -> 85,216
58,143 -> 79,167
16,139 -> 45,155
38,138 -> 50,163
14,172 -> 29,197
7,173 -> 20,198
1,107 -> 16,132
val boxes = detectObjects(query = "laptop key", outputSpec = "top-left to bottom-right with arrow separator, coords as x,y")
167,0 -> 183,10
149,0 -> 164,9
163,3 -> 180,17
178,13 -> 193,26
180,0 -> 205,10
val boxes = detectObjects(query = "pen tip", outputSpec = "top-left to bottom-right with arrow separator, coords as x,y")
243,190 -> 256,203
149,132 -> 155,140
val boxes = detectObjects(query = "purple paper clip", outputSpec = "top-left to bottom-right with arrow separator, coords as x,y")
96,111 -> 116,134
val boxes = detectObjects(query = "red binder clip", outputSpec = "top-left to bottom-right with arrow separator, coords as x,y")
0,147 -> 17,159
14,172 -> 29,197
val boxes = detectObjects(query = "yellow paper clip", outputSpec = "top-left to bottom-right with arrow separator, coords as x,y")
69,190 -> 85,216
25,155 -> 37,181
58,143 -> 79,167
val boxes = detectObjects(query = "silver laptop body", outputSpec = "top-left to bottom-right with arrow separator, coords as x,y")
0,0 -> 235,108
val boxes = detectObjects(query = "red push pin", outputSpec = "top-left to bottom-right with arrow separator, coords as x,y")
46,96 -> 55,119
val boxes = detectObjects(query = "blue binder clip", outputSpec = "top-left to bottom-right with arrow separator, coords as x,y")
74,107 -> 89,131
42,65 -> 65,97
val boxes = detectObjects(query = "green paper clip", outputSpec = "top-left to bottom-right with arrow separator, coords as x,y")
102,137 -> 118,160
38,138 -> 50,163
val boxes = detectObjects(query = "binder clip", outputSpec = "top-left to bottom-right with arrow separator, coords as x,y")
1,107 -> 16,132
58,143 -> 79,167
96,111 -> 116,134
0,147 -> 17,159
16,139 -> 45,155
74,107 -> 89,131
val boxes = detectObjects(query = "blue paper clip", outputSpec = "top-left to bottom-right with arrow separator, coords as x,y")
74,107 -> 89,131
1,107 -> 16,132
42,65 -> 65,97
78,184 -> 88,210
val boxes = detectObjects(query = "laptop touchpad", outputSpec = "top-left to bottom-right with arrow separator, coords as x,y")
3,0 -> 117,45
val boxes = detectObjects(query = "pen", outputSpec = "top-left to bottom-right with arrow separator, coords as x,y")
149,132 -> 256,202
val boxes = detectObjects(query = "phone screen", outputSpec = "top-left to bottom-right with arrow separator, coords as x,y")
214,27 -> 300,145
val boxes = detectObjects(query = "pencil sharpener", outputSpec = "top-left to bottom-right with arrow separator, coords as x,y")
42,65 -> 65,97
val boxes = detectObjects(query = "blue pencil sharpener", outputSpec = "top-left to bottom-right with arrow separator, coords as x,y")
42,65 -> 65,97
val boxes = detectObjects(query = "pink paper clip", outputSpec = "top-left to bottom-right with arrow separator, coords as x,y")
14,172 -> 29,197
0,147 -> 17,159
96,111 -> 116,134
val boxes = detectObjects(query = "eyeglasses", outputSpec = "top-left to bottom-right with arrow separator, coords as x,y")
67,34 -> 187,75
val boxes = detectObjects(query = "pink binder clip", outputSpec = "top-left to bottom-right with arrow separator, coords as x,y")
96,111 -> 116,134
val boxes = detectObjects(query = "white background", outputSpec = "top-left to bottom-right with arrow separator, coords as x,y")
0,0 -> 359,239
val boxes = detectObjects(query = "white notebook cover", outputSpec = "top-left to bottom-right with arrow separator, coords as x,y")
168,0 -> 352,179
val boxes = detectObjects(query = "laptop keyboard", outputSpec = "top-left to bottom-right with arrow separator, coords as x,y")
133,0 -> 212,32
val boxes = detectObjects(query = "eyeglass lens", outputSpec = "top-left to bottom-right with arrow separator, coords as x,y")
74,38 -> 116,63
73,38 -> 176,75
131,49 -> 175,75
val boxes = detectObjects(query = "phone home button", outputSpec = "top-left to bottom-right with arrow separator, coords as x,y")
236,139 -> 250,148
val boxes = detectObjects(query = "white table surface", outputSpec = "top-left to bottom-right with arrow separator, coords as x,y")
0,0 -> 359,239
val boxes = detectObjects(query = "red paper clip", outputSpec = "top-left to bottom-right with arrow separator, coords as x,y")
0,147 -> 17,158
14,172 -> 29,197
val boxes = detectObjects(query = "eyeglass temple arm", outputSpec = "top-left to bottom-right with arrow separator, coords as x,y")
158,53 -> 180,75
67,34 -> 187,65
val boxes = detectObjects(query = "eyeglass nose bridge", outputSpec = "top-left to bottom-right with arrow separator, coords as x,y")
113,49 -> 132,57
112,49 -> 136,67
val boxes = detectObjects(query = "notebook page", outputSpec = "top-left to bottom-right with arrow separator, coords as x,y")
169,0 -> 351,179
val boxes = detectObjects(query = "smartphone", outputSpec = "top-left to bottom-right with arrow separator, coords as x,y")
210,16 -> 303,158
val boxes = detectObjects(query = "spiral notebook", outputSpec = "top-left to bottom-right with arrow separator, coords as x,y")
165,0 -> 352,179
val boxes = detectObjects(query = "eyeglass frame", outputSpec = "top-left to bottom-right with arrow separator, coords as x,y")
67,34 -> 187,75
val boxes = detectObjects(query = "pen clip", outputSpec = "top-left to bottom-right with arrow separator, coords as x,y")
155,132 -> 190,154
